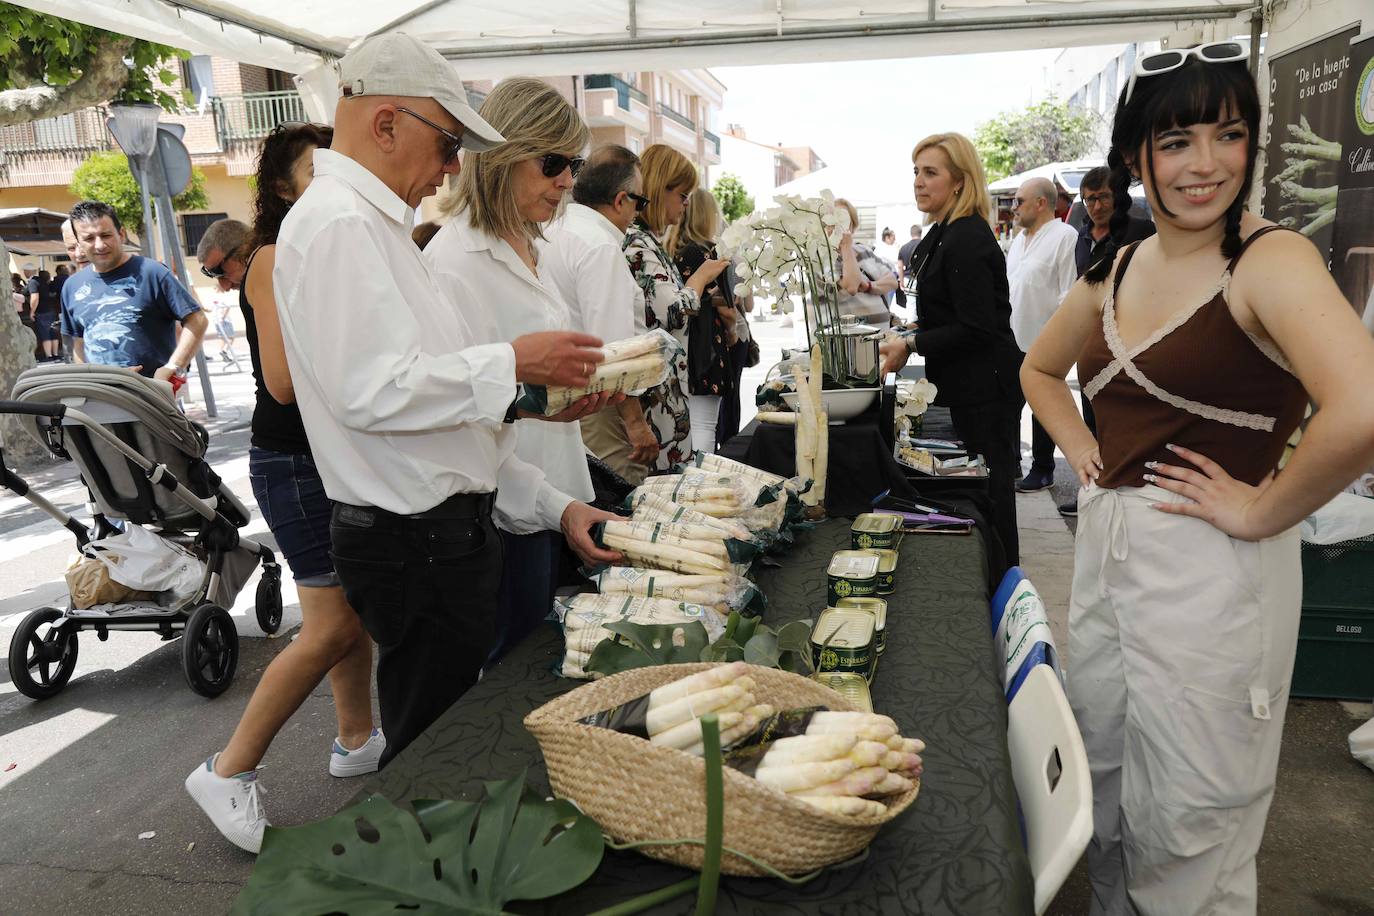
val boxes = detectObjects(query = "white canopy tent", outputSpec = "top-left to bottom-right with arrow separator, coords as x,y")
11,1 -> 1258,120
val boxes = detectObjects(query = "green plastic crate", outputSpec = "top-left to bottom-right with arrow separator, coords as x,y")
1292,537 -> 1374,700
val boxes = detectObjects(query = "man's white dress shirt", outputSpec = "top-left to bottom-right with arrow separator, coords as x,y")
272,148 -> 572,531
1006,218 -> 1079,352
426,218 -> 595,524
538,203 -> 645,342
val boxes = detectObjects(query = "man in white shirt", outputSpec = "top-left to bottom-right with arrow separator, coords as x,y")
266,33 -> 618,770
541,144 -> 659,484
1006,177 -> 1078,493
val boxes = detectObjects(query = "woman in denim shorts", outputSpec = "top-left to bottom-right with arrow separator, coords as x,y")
186,124 -> 382,854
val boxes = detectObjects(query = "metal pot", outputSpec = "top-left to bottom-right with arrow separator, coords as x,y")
835,316 -> 882,384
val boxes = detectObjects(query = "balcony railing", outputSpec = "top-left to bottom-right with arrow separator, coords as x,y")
703,129 -> 721,156
0,107 -> 114,156
212,91 -> 308,144
585,74 -> 648,111
657,103 -> 695,131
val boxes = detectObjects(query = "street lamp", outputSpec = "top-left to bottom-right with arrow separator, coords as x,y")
107,102 -> 161,257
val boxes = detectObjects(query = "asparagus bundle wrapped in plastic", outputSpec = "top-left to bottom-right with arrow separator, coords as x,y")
628,491 -> 753,541
516,329 -> 677,416
556,593 -> 726,679
590,566 -> 763,613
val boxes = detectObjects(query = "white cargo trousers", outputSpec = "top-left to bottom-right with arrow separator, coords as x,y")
1067,482 -> 1300,916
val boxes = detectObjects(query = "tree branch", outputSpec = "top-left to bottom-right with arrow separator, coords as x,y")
0,35 -> 134,127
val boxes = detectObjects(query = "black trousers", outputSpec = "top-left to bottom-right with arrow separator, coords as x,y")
329,494 -> 502,770
491,528 -> 559,664
950,398 -> 1022,566
1029,414 -> 1056,475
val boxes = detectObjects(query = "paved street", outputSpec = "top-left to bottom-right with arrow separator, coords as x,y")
0,317 -> 1369,914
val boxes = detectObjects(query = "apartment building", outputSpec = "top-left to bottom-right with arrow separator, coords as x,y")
1,57 -> 726,277
718,125 -> 828,208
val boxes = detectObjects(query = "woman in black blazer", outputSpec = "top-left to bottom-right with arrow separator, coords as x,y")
881,132 -> 1024,566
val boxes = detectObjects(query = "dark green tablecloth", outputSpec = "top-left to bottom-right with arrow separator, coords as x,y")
352,518 -> 1033,915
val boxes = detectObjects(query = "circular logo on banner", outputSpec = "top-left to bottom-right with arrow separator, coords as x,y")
1358,55 -> 1374,135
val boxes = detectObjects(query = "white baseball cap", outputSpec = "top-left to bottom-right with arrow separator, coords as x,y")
337,33 -> 505,152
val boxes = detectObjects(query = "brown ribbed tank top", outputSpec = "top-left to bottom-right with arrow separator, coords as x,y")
1078,226 -> 1309,490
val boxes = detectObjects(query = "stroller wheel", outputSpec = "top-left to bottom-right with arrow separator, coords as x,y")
255,572 -> 283,635
8,607 -> 79,700
182,603 -> 238,698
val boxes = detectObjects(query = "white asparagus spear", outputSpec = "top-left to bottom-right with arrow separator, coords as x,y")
866,772 -> 917,797
756,734 -> 857,764
602,333 -> 667,362
650,711 -> 746,750
813,407 -> 829,503
602,535 -> 725,575
630,493 -> 750,539
794,795 -> 888,817
646,684 -> 746,735
647,662 -> 748,707
809,711 -> 899,730
754,758 -> 860,793
880,751 -> 924,773
902,738 -> 926,754
788,765 -> 889,798
756,411 -> 798,426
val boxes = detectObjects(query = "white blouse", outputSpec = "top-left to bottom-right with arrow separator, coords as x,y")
426,218 -> 597,527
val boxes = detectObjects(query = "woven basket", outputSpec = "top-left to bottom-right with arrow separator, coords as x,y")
524,663 -> 920,877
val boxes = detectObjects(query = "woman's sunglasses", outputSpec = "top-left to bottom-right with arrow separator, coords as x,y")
1124,41 -> 1249,105
540,153 -> 586,178
625,192 -> 650,212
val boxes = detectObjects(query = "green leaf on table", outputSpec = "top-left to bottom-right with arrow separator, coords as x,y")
733,614 -> 762,646
742,627 -> 780,667
585,620 -> 712,677
776,619 -> 816,675
232,771 -> 603,915
700,636 -> 744,663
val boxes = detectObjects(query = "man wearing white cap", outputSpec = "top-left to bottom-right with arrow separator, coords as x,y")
184,32 -> 622,854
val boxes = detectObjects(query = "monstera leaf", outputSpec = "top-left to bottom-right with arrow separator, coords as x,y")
232,771 -> 603,915
584,620 -> 713,677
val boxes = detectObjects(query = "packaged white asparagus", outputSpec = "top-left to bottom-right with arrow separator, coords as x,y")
555,593 -> 725,679
598,519 -> 759,565
590,566 -> 765,613
632,472 -> 754,514
692,452 -> 805,494
515,329 -> 677,417
627,491 -> 752,541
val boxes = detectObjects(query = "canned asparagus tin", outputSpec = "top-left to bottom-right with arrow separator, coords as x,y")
869,549 -> 898,596
811,607 -> 877,681
835,596 -> 888,654
811,671 -> 874,713
827,550 -> 881,604
851,512 -> 901,551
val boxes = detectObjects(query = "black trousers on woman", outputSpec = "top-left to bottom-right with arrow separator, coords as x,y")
949,398 -> 1022,567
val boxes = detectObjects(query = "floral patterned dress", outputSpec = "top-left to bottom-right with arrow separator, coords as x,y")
623,221 -> 694,471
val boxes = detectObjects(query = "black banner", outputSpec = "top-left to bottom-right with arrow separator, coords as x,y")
1330,30 -> 1374,326
1261,24 -> 1361,266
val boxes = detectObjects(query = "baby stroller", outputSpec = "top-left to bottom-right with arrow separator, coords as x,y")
1,364 -> 282,700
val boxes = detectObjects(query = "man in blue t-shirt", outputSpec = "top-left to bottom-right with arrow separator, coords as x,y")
61,200 -> 207,381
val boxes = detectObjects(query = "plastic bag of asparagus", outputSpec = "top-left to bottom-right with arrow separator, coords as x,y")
579,662 -> 924,817
514,329 -> 678,417
588,565 -> 765,615
591,519 -> 756,577
686,452 -> 810,533
555,593 -> 726,679
627,472 -> 789,537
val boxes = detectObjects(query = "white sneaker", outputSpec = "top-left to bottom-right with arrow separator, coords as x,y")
184,754 -> 268,854
329,728 -> 386,777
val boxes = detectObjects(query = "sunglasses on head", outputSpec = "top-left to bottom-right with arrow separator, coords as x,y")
396,107 -> 465,163
540,153 -> 586,178
624,192 -> 650,212
1124,41 -> 1249,106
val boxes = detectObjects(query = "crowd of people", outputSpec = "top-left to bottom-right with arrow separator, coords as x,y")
24,29 -> 1374,915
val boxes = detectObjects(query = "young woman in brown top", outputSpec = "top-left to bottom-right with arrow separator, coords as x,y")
1023,47 -> 1374,915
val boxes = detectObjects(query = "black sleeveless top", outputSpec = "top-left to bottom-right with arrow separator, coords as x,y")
240,248 -> 312,455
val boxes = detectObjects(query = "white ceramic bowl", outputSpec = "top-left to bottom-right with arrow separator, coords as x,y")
781,387 -> 878,422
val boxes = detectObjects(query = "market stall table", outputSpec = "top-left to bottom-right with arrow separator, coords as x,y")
352,518 -> 1033,915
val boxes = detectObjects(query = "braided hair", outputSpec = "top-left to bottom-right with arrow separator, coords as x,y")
1083,54 -> 1260,285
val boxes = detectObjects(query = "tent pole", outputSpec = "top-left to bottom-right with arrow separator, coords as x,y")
1248,5 -> 1264,78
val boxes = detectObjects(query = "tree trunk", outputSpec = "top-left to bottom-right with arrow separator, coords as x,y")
0,240 -> 43,465
0,36 -> 134,127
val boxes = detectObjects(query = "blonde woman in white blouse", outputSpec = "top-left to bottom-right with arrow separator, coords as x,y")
427,78 -> 621,658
